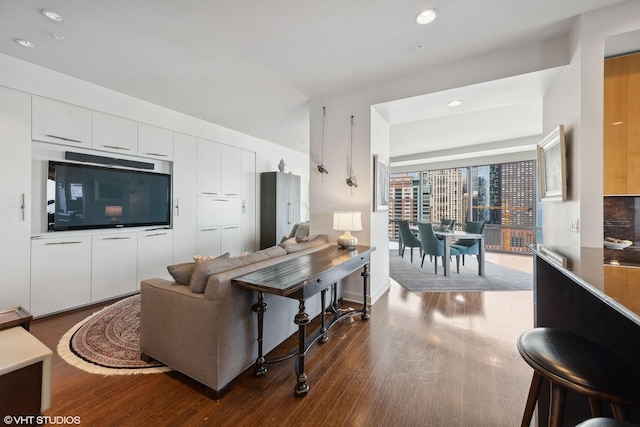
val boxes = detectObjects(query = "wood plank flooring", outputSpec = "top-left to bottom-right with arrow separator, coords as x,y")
29,281 -> 534,426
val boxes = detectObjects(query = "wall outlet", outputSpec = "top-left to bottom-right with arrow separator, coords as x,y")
569,218 -> 580,232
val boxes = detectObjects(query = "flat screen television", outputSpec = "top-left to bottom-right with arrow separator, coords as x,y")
47,160 -> 171,231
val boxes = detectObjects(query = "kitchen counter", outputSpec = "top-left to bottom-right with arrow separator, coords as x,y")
527,244 -> 640,426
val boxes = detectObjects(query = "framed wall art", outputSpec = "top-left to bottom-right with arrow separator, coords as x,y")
537,125 -> 567,202
373,154 -> 389,211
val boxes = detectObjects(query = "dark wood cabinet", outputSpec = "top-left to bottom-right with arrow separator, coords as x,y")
260,172 -> 300,249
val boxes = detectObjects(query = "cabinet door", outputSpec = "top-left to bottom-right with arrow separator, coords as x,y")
196,227 -> 221,256
0,87 -> 31,310
196,139 -> 221,196
197,198 -> 242,226
138,123 -> 173,161
32,96 -> 92,147
241,150 -> 257,253
172,133 -> 198,263
604,54 -> 640,194
220,145 -> 242,197
138,229 -> 173,285
288,174 -> 301,225
93,111 -> 138,154
31,236 -> 92,317
91,233 -> 138,302
221,225 -> 242,256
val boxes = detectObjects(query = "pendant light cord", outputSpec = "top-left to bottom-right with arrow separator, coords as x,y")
349,115 -> 354,177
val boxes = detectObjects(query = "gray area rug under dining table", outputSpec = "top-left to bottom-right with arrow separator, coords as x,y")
389,249 -> 533,292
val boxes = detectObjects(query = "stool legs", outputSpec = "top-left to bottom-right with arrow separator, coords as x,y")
611,404 -> 631,421
521,372 -> 544,427
588,397 -> 603,417
549,383 -> 566,427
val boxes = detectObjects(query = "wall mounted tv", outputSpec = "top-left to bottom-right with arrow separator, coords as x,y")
47,161 -> 171,232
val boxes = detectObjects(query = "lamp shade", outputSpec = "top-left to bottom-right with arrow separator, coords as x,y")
333,211 -> 362,231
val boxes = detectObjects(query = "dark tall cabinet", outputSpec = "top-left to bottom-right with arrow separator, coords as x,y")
260,172 -> 301,249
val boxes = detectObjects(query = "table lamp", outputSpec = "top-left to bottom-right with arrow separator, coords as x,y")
333,211 -> 362,249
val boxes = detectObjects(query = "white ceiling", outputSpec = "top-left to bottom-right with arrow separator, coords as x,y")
0,0 -> 629,155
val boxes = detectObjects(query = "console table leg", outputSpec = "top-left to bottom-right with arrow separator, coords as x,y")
294,300 -> 310,397
320,289 -> 329,344
252,292 -> 268,377
361,264 -> 371,320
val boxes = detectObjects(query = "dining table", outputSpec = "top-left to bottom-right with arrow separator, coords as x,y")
433,230 -> 486,276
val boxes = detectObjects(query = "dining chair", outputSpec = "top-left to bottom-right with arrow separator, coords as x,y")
417,222 -> 460,274
451,221 -> 486,265
435,219 -> 455,241
398,220 -> 422,263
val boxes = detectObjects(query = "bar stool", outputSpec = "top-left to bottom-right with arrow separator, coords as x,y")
517,328 -> 640,427
575,418 -> 639,427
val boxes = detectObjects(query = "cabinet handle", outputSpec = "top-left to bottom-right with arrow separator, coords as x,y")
102,236 -> 131,240
242,200 -> 246,214
20,193 -> 26,221
46,134 -> 82,143
224,193 -> 239,196
214,199 -> 229,202
46,241 -> 82,245
143,232 -> 168,237
143,152 -> 168,157
175,197 -> 180,216
224,226 -> 239,230
200,192 -> 219,195
201,228 -> 218,232
100,145 -> 131,151
288,202 -> 292,225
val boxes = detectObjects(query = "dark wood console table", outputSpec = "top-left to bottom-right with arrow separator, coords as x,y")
232,244 -> 375,397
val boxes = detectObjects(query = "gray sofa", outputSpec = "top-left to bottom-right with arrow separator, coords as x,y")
139,235 -> 332,399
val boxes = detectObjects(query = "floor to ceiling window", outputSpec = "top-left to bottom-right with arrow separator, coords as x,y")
389,160 -> 539,253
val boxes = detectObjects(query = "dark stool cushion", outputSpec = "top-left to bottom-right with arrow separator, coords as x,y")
575,417 -> 640,427
517,328 -> 640,405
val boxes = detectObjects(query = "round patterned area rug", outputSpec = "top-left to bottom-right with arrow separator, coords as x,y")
57,294 -> 172,375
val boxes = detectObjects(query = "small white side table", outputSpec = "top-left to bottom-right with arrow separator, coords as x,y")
0,326 -> 53,416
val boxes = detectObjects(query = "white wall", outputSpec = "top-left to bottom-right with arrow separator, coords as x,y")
0,52 -> 310,235
309,29 -> 573,304
542,1 -> 640,262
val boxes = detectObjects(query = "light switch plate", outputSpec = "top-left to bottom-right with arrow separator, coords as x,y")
569,219 -> 580,232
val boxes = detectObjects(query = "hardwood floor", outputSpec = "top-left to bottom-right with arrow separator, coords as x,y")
29,277 -> 534,427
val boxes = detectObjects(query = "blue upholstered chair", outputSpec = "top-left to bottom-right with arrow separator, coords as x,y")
451,221 -> 486,265
398,220 -> 422,262
417,222 -> 460,274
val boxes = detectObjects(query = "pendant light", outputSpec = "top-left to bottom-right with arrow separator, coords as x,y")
317,106 -> 329,176
346,115 -> 358,188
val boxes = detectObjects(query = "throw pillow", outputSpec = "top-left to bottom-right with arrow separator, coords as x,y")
189,257 -> 241,293
193,252 -> 230,262
167,262 -> 197,285
279,237 -> 297,248
284,234 -> 329,253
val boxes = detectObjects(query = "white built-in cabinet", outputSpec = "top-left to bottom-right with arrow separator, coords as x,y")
137,229 -> 173,285
194,138 -> 249,256
138,123 -> 174,161
0,87 -> 32,310
172,133 -> 198,263
92,111 -> 138,154
91,233 -> 138,302
20,92 -> 256,317
30,236 -> 92,317
197,139 -> 222,196
220,145 -> 242,197
32,96 -> 92,147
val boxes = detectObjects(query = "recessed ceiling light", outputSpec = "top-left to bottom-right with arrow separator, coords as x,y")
52,33 -> 65,41
42,9 -> 64,22
447,100 -> 463,107
415,43 -> 424,50
416,9 -> 438,25
15,39 -> 35,48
